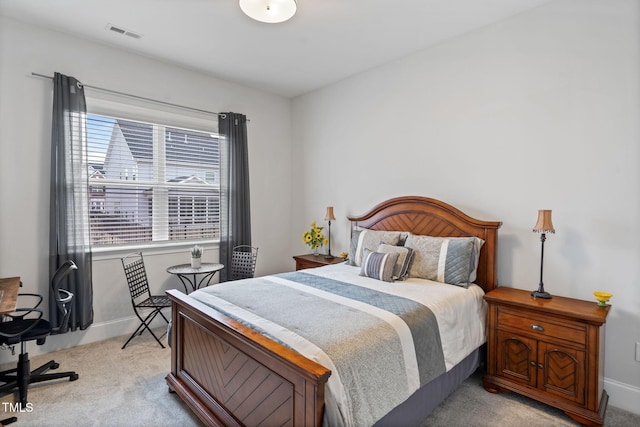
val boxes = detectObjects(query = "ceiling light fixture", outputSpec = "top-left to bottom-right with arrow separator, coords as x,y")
239,0 -> 297,24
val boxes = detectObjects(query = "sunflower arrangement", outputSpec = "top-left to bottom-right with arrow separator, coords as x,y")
302,221 -> 328,252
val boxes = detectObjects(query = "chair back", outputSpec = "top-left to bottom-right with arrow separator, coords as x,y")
230,245 -> 258,280
121,253 -> 151,301
51,260 -> 77,334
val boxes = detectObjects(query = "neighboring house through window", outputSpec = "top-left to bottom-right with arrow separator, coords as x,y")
87,113 -> 220,248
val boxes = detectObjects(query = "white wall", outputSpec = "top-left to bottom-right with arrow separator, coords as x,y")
292,0 -> 640,414
0,17 -> 293,354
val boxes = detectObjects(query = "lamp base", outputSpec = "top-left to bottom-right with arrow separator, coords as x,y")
531,290 -> 552,299
323,254 -> 333,259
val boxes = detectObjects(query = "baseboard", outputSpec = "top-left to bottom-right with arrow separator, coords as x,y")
605,377 -> 640,415
0,309 -> 170,363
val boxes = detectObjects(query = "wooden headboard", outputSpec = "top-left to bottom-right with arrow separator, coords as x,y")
348,196 -> 502,292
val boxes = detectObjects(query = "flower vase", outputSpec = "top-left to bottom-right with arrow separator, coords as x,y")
191,257 -> 201,268
313,248 -> 319,256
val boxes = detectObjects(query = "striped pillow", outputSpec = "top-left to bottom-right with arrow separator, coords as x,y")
359,249 -> 399,282
376,243 -> 414,280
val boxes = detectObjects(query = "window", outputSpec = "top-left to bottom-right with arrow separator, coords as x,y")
87,114 -> 220,247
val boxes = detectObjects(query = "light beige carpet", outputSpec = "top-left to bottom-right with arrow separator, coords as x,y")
0,330 -> 638,426
0,330 -> 203,426
423,369 -> 639,427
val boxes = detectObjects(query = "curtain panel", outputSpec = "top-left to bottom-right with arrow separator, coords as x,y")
49,72 -> 93,331
219,112 -> 252,282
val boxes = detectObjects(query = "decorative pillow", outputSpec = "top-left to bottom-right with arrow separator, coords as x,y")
467,236 -> 485,283
346,229 -> 363,266
404,234 -> 484,287
347,229 -> 402,267
359,249 -> 399,282
376,243 -> 414,280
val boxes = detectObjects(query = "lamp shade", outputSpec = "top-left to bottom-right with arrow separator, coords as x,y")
239,0 -> 297,23
533,210 -> 555,234
324,206 -> 335,221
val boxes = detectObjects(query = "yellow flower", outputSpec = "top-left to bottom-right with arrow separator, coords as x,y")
302,221 -> 325,251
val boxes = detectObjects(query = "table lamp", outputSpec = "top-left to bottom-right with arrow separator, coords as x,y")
324,206 -> 335,258
531,209 -> 555,299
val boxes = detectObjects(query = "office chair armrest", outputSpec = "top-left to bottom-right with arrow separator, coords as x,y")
0,308 -> 44,339
5,293 -> 45,320
16,293 -> 44,309
2,307 -> 44,322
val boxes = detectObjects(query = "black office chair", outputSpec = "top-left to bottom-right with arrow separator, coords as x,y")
230,245 -> 259,280
0,416 -> 16,425
121,252 -> 170,349
0,260 -> 79,408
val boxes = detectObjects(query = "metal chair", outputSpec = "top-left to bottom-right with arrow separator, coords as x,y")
0,260 -> 80,408
230,245 -> 258,280
121,252 -> 170,349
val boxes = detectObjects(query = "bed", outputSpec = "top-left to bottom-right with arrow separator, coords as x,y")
166,196 -> 502,426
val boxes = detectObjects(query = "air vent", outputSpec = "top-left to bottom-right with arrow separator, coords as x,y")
106,24 -> 143,40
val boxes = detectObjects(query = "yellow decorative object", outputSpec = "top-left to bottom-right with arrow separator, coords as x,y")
302,222 -> 325,252
339,252 -> 348,261
593,292 -> 613,306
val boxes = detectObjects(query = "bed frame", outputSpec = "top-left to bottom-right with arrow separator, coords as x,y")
166,196 -> 502,426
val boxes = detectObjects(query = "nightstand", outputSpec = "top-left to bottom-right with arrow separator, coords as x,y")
483,287 -> 610,427
293,254 -> 344,271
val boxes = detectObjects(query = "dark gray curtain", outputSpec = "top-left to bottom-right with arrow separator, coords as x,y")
49,72 -> 93,331
219,112 -> 251,282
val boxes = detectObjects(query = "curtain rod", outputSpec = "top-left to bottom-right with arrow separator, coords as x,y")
31,72 -> 225,118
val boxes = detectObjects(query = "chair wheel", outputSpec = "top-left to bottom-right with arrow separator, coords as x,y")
70,373 -> 79,381
51,362 -> 60,369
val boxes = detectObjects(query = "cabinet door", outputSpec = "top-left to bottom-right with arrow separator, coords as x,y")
538,342 -> 586,405
496,331 -> 537,387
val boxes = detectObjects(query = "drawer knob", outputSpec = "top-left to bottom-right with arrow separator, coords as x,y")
538,363 -> 544,369
531,324 -> 545,331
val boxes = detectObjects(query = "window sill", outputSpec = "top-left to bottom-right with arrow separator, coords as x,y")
91,240 -> 220,261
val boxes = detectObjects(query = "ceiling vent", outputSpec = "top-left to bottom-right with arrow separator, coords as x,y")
106,24 -> 143,39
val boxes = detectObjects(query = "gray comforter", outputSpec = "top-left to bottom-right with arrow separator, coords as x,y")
190,271 -> 446,427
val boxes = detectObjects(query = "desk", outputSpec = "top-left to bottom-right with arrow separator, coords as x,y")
166,263 -> 224,293
0,277 -> 20,315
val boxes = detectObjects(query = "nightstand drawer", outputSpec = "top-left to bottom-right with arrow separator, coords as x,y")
293,254 -> 344,271
497,307 -> 586,347
296,259 -> 322,270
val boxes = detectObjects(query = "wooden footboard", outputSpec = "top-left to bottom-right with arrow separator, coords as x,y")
165,289 -> 331,427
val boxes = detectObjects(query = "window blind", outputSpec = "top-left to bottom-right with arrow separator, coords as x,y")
87,114 -> 220,247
